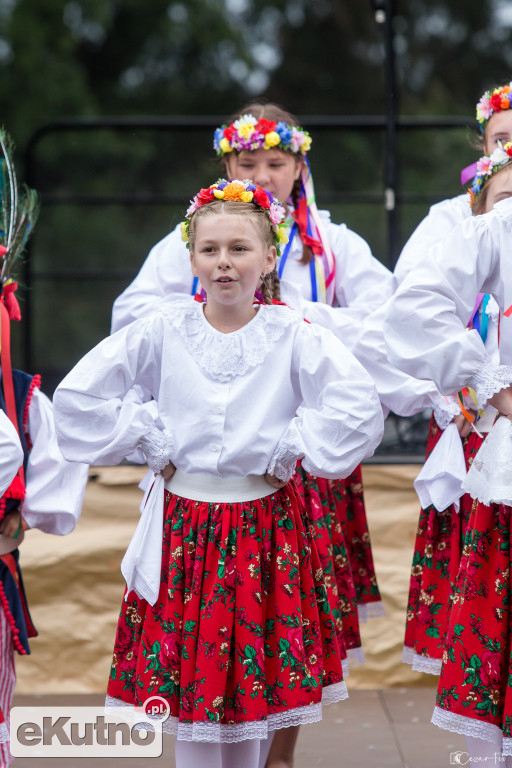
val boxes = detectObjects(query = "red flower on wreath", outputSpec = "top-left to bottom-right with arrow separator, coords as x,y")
253,188 -> 271,209
490,93 -> 504,112
196,187 -> 214,205
256,119 -> 277,134
224,125 -> 236,141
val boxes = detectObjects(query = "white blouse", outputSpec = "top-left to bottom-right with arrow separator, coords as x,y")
56,297 -> 384,483
111,211 -> 394,335
384,197 -> 512,407
393,194 -> 470,284
0,389 -> 89,555
0,410 -> 23,496
22,388 -> 89,535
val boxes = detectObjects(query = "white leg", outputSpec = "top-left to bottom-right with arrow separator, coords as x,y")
465,734 -> 503,762
175,740 -> 223,768
0,608 -> 15,767
258,734 -> 273,768
220,739 -> 261,768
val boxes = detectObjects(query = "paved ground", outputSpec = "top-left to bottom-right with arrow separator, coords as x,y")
10,687 -> 466,767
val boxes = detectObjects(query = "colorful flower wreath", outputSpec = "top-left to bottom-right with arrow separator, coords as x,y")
468,142 -> 512,206
476,82 -> 512,131
180,179 -> 288,252
213,114 -> 312,156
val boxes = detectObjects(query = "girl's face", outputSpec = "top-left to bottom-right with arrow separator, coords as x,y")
190,213 -> 276,312
484,110 -> 512,153
225,148 -> 303,203
484,165 -> 512,212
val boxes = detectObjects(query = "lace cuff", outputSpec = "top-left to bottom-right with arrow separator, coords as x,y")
137,427 -> 174,473
432,396 -> 460,430
267,441 -> 301,483
467,364 -> 512,409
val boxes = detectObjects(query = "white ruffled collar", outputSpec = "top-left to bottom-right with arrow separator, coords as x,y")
160,297 -> 299,382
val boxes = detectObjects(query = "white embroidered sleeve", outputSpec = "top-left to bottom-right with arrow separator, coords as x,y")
432,396 -> 461,430
267,441 -> 300,483
468,365 -> 512,409
137,428 -> 174,474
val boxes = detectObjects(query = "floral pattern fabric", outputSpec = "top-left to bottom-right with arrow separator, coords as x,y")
107,482 -> 346,741
404,416 -> 483,672
433,499 -> 512,752
331,465 -> 382,611
293,468 -> 357,660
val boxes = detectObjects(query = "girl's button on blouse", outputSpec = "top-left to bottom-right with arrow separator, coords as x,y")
210,444 -> 220,452
216,407 -> 224,414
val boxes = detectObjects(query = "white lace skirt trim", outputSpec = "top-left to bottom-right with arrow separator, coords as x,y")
358,601 -> 385,622
402,645 -> 442,675
0,721 -> 8,744
431,705 -> 512,753
105,682 -> 348,742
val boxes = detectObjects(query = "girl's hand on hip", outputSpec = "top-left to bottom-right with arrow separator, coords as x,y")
160,461 -> 176,481
489,387 -> 512,421
265,472 -> 287,489
454,412 -> 475,438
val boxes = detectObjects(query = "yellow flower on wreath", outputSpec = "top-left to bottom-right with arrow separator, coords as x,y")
264,131 -> 281,148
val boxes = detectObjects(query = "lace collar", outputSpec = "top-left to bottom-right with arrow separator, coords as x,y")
160,297 -> 299,382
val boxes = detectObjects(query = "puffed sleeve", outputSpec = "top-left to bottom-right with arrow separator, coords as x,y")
22,389 -> 89,535
0,411 -> 23,496
330,224 -> 395,310
54,316 -> 173,469
279,280 -> 364,350
394,195 -> 470,284
267,323 -> 384,481
111,226 -> 194,333
384,200 -> 512,407
353,297 -> 449,418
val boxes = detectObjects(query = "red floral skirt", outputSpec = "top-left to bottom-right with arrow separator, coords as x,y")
331,466 -> 383,620
403,416 -> 483,674
293,468 -> 359,667
432,500 -> 512,753
107,482 -> 347,742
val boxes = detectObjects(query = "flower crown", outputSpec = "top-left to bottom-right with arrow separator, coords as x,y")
468,142 -> 512,206
476,82 -> 512,131
213,114 -> 312,156
180,179 -> 288,253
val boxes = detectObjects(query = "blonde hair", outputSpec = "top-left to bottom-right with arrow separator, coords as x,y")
188,200 -> 280,304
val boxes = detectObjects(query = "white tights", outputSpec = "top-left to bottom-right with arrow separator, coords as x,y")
465,735 -> 512,766
175,735 -> 272,768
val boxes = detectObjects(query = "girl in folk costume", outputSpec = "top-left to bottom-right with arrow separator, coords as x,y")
384,145 -> 512,762
385,81 -> 512,676
112,101 -> 394,628
0,130 -> 89,767
111,103 -> 397,766
0,410 -> 24,752
54,180 -> 384,768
